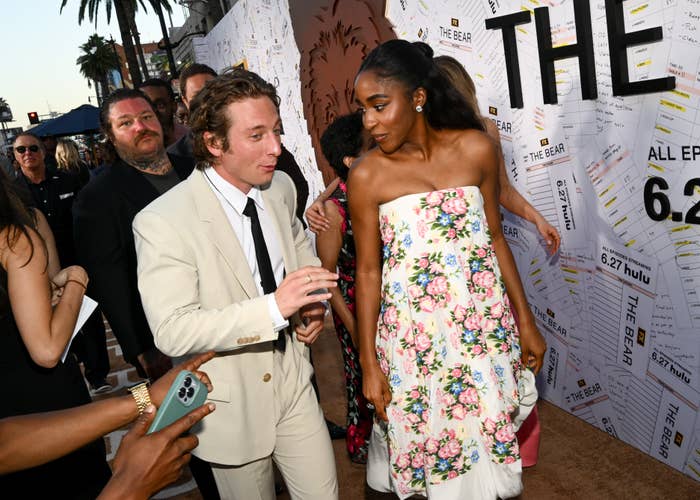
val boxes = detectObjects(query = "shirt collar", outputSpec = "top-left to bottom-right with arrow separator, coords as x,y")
204,165 -> 265,215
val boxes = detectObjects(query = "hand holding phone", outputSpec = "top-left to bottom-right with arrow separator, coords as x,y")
147,370 -> 208,434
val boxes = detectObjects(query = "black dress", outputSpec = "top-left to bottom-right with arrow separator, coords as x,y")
0,267 -> 111,499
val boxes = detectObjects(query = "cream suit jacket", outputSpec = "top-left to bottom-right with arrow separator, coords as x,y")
133,168 -> 320,465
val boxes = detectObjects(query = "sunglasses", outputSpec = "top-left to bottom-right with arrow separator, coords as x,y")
14,145 -> 40,154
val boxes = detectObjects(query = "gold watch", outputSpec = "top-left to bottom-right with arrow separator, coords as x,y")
127,381 -> 152,414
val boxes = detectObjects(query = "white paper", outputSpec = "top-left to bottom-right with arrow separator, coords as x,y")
61,295 -> 98,363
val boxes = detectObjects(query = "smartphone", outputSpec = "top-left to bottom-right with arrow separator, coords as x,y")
147,370 -> 208,434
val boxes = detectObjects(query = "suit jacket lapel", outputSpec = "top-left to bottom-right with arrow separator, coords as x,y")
189,170 -> 259,298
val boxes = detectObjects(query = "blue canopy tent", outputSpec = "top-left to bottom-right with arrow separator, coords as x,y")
30,104 -> 100,138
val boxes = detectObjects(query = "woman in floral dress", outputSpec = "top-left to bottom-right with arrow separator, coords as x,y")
315,112 -> 374,463
348,40 -> 546,499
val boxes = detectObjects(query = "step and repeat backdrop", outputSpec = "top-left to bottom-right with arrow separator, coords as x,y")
203,0 -> 699,481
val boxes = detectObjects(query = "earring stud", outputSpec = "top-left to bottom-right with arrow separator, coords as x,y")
415,105 -> 423,113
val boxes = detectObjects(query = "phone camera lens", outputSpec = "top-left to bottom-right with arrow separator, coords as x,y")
184,376 -> 192,387
178,387 -> 186,398
187,387 -> 195,398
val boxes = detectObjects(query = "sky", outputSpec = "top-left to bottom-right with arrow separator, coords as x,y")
0,0 -> 187,129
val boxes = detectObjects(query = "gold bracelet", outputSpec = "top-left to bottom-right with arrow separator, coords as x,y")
127,382 -> 152,415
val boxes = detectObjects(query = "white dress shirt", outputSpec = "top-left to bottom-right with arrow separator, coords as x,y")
204,166 -> 289,332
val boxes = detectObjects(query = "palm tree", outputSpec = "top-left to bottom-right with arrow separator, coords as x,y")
0,97 -> 12,122
77,34 -> 120,106
60,0 -> 143,87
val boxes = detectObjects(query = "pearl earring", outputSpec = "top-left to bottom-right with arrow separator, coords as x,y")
415,105 -> 423,113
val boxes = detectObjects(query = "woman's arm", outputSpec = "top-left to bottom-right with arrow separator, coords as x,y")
485,120 -> 561,255
305,177 -> 341,233
0,351 -> 215,475
476,136 -> 547,374
315,200 -> 358,346
4,227 -> 88,368
32,208 -> 61,278
347,161 -> 391,420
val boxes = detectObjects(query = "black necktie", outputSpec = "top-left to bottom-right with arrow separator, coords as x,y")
243,197 -> 286,351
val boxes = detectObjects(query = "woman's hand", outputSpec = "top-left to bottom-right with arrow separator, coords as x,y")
535,216 -> 561,255
305,198 -> 331,234
519,322 -> 547,375
362,361 -> 392,422
51,265 -> 89,290
150,351 -> 215,407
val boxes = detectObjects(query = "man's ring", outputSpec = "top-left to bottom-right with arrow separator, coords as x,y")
366,403 -> 375,410
306,274 -> 312,283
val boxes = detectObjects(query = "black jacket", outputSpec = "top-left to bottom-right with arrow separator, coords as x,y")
72,155 -> 193,365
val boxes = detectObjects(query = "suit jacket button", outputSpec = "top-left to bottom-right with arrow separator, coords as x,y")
262,373 -> 272,382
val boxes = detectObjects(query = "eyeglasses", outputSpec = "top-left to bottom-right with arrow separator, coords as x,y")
14,145 -> 40,154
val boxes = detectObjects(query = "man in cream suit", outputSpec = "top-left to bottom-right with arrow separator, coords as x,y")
133,70 -> 339,500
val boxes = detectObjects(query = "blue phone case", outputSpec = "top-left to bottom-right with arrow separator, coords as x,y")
147,370 -> 207,434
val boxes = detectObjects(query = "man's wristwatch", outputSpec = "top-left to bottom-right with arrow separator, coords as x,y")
127,381 -> 152,414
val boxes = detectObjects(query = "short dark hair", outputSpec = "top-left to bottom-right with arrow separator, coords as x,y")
320,113 -> 364,181
357,40 -> 483,132
99,88 -> 155,137
189,69 -> 280,168
179,63 -> 217,98
12,132 -> 44,151
138,78 -> 176,101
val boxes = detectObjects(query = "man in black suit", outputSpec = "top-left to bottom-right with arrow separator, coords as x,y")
73,89 -> 191,382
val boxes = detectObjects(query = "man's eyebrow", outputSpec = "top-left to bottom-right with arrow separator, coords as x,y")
246,119 -> 282,131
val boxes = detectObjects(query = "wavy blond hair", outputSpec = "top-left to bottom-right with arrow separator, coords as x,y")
55,139 -> 81,173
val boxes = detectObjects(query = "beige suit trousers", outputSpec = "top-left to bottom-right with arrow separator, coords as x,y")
210,345 -> 338,500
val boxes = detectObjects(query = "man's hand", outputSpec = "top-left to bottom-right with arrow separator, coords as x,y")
98,401 -> 215,499
150,351 -> 215,407
295,302 -> 326,345
274,266 -> 337,319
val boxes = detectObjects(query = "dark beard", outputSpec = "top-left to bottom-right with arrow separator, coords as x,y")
115,142 -> 172,175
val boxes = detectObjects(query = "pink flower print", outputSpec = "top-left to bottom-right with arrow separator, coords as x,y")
426,276 -> 448,296
419,296 -> 436,312
429,262 -> 444,274
459,387 -> 479,405
383,306 -> 398,326
426,191 -> 445,206
441,197 -> 467,215
483,418 -> 497,434
447,228 -> 456,239
501,316 -> 512,328
482,318 -> 497,333
379,357 -> 389,374
424,207 -> 439,222
505,456 -> 516,464
407,413 -> 420,424
417,219 -> 428,238
446,439 -> 461,457
455,188 -> 465,197
451,404 -> 466,420
451,367 -> 463,378
388,257 -> 396,268
381,225 -> 395,244
418,257 -> 429,268
415,332 -> 431,352
464,314 -> 481,331
408,284 -> 424,299
453,304 -> 467,322
455,217 -> 466,230
417,422 -> 427,434
401,469 -> 412,482
473,270 -> 496,288
410,389 -> 421,399
403,358 -> 415,374
411,453 -> 425,469
425,438 -> 440,454
425,454 -> 437,468
496,425 -> 515,444
476,247 -> 487,258
491,302 -> 504,318
396,453 -> 411,469
438,445 -> 451,459
472,344 -> 483,355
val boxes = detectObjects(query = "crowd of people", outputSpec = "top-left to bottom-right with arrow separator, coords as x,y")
1,39 -> 558,499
